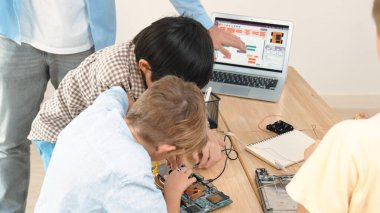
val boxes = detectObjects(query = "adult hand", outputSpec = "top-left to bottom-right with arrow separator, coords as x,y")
192,129 -> 225,169
208,25 -> 246,58
304,140 -> 321,160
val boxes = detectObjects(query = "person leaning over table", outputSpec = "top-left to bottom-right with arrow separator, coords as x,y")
0,1 -> 246,212
28,15 -> 221,170
35,76 -> 208,212
286,2 -> 380,211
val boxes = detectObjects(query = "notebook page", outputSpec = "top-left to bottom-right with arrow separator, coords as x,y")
246,130 -> 314,168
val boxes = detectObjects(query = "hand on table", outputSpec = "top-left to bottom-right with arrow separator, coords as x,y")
208,25 -> 246,57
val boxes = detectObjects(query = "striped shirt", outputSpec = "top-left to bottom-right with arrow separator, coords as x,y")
28,41 -> 146,142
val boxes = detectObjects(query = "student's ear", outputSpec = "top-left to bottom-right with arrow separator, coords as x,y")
138,59 -> 153,87
155,144 -> 177,155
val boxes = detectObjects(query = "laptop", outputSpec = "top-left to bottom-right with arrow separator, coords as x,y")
206,13 -> 293,102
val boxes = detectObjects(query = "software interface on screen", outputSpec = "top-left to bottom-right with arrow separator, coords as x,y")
214,18 -> 289,73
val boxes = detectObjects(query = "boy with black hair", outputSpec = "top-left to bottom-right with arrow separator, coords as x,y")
35,76 -> 208,212
28,16 -> 221,170
286,2 -> 380,212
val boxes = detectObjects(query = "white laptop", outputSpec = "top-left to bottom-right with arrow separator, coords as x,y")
206,13 -> 293,102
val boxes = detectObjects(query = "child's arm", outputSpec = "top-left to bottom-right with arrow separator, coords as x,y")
164,168 -> 196,213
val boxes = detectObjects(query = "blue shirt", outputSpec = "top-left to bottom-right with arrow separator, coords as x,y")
0,0 -> 213,51
35,87 -> 167,212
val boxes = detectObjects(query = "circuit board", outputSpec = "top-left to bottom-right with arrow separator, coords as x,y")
255,168 -> 296,213
154,164 -> 232,213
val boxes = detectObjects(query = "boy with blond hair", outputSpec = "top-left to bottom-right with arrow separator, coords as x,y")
35,76 -> 207,212
286,2 -> 380,212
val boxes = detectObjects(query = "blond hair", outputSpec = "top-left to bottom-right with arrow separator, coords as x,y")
126,75 -> 208,155
374,0 -> 380,33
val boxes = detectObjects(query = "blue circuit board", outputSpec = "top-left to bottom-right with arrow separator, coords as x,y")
154,164 -> 232,213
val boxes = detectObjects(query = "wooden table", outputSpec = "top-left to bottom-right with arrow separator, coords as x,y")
192,118 -> 263,212
198,67 -> 340,212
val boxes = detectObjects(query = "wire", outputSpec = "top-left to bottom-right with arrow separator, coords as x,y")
207,135 -> 238,182
312,124 -> 319,139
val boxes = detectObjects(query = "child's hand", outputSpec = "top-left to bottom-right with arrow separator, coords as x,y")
164,168 -> 196,197
192,129 -> 224,169
163,168 -> 196,213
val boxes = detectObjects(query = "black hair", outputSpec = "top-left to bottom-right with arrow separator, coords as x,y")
133,16 -> 214,88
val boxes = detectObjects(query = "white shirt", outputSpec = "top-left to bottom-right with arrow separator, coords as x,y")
35,87 -> 167,212
286,114 -> 380,213
20,0 -> 93,54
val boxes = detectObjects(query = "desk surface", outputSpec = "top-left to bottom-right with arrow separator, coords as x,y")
199,67 -> 340,212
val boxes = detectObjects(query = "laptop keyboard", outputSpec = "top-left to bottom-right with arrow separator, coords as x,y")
212,71 -> 278,90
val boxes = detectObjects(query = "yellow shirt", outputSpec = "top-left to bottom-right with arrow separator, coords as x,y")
286,114 -> 380,213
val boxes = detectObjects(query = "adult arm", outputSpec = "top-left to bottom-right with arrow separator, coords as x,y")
169,0 -> 213,28
169,0 -> 246,56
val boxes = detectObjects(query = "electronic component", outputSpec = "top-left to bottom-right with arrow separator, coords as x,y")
184,205 -> 202,213
255,168 -> 296,213
185,183 -> 207,199
206,192 -> 229,204
266,120 -> 294,134
153,164 -> 233,213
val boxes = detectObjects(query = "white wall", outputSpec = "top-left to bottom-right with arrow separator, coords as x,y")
115,0 -> 380,96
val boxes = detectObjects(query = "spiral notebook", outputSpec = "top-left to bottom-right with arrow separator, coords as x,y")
245,130 -> 314,169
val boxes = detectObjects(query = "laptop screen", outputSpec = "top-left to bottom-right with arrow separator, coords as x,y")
214,17 -> 290,73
